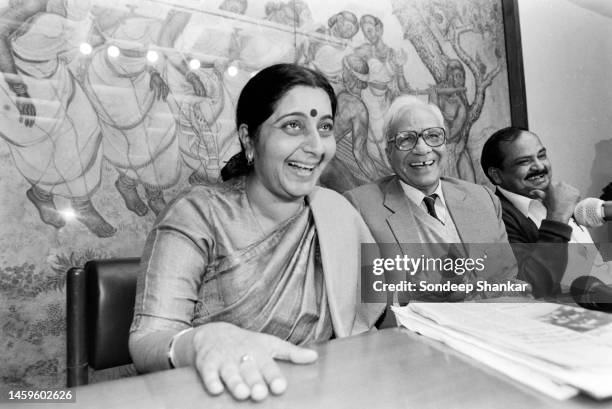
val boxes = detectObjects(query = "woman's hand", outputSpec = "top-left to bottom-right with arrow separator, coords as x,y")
187,322 -> 318,401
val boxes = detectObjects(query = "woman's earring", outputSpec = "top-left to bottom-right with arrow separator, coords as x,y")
246,152 -> 254,166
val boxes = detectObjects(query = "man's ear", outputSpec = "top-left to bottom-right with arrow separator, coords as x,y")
487,167 -> 502,186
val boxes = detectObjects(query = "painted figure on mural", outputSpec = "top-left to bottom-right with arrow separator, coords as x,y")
354,15 -> 409,180
83,5 -> 181,217
158,0 -> 249,188
320,53 -> 369,192
158,10 -> 228,186
320,52 -> 395,192
355,14 -> 410,98
264,0 -> 312,27
393,0 -> 505,183
302,11 -> 360,93
212,0 -> 251,101
0,0 -> 116,237
217,0 -> 302,108
429,59 -> 473,180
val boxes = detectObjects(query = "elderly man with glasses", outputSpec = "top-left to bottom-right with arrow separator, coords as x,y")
345,96 -> 527,321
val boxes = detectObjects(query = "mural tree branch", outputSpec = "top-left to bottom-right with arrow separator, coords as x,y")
392,0 -> 505,181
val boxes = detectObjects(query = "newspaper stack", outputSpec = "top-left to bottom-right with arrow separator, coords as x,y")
392,302 -> 612,400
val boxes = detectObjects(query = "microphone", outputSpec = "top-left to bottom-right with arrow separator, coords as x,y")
570,276 -> 612,313
573,198 -> 612,227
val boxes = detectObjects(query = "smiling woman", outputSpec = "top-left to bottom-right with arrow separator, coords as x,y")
240,85 -> 336,216
128,64 -> 382,402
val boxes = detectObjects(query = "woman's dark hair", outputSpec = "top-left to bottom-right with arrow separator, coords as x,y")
221,63 -> 337,181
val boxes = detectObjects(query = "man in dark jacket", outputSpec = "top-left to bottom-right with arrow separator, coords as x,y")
480,126 -> 599,297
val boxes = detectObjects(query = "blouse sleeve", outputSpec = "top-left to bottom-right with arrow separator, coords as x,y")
130,196 -> 211,334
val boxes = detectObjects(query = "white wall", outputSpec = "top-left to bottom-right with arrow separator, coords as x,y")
518,0 -> 612,243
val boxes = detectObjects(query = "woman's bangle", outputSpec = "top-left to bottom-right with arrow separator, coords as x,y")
167,328 -> 192,369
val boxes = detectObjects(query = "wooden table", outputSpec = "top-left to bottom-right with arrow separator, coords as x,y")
28,328 -> 612,408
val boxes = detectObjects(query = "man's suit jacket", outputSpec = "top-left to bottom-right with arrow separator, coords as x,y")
495,189 -> 572,297
345,175 -> 512,247
344,175 -> 520,294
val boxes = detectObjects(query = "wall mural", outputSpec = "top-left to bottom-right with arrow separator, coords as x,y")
0,0 -> 511,388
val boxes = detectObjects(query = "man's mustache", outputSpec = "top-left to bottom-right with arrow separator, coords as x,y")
525,169 -> 548,179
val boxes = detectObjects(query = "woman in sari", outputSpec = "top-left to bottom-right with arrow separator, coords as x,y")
129,64 -> 382,401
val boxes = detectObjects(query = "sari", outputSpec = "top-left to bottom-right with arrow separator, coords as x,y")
196,206 -> 333,344
132,178 -> 333,344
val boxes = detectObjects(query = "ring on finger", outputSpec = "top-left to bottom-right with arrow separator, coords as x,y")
240,354 -> 255,364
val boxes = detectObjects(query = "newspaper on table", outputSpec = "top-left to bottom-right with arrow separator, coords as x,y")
392,301 -> 612,400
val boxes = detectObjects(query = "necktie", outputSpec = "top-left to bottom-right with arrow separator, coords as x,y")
423,194 -> 439,220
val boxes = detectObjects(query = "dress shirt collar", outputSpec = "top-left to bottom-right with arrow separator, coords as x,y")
496,186 -> 532,219
399,179 -> 447,223
496,186 -> 547,226
399,179 -> 441,204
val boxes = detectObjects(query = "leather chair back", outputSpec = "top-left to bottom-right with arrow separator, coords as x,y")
66,258 -> 140,387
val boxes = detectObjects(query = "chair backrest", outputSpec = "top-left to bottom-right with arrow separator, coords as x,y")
66,258 -> 140,387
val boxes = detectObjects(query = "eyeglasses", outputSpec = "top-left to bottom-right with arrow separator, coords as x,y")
387,127 -> 446,151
